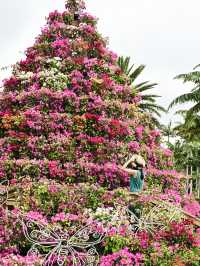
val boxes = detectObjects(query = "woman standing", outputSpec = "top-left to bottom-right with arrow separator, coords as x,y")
119,155 -> 146,193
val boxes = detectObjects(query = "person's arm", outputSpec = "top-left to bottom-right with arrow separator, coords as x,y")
123,158 -> 132,168
122,155 -> 137,168
119,166 -> 138,175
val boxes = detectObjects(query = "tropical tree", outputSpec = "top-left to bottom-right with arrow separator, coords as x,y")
168,65 -> 200,170
118,56 -> 166,127
169,64 -> 200,114
173,110 -> 200,142
170,138 -> 200,172
161,120 -> 175,144
167,109 -> 200,173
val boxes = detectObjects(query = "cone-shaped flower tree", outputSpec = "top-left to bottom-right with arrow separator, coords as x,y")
0,0 -> 178,190
0,1 -> 199,265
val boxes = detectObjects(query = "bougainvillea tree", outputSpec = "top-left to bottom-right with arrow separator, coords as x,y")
0,0 -> 179,191
0,0 -> 199,265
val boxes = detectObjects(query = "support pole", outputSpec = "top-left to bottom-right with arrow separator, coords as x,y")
197,167 -> 200,199
186,165 -> 189,195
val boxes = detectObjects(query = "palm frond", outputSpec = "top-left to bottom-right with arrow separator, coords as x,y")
141,97 -> 156,103
149,116 -> 162,128
141,94 -> 161,101
174,109 -> 187,116
140,103 -> 166,112
139,106 -> 162,117
175,71 -> 200,84
118,56 -> 135,76
136,83 -> 158,92
117,56 -> 163,125
191,85 -> 200,92
168,92 -> 198,110
193,64 -> 200,70
188,102 -> 200,114
129,64 -> 146,82
134,81 -> 149,89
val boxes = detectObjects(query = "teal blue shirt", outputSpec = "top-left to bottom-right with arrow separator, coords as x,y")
130,169 -> 144,192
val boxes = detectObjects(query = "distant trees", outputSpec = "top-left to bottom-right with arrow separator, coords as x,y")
168,65 -> 200,171
169,64 -> 200,114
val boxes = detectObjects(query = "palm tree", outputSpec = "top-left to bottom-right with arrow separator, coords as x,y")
168,64 -> 200,114
161,120 -> 175,144
118,56 -> 166,127
173,111 -> 200,142
171,140 -> 200,171
168,65 -> 200,173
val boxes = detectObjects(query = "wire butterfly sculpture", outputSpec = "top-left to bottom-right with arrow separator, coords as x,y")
0,180 -> 105,265
18,215 -> 105,266
126,201 -> 184,235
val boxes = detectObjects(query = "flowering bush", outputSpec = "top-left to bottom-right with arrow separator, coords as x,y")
100,248 -> 143,266
183,198 -> 200,217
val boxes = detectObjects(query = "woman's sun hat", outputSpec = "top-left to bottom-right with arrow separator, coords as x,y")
129,154 -> 146,167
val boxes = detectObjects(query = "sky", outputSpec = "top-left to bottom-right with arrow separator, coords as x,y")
0,0 -> 199,125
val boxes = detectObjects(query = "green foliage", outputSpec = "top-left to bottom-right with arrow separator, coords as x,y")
30,184 -> 65,215
174,112 -> 200,142
169,140 -> 200,171
161,121 -> 175,143
85,186 -> 105,210
169,65 -> 200,114
104,235 -> 131,254
167,65 -> 200,171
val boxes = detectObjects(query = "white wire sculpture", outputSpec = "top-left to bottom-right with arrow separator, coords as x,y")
126,202 -> 184,235
18,215 -> 105,266
126,206 -> 163,234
